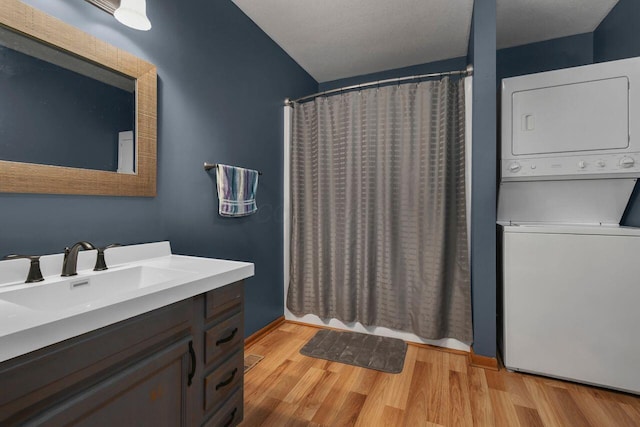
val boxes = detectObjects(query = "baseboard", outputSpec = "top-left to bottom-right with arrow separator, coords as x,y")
284,319 -> 326,329
468,348 -> 500,371
244,315 -> 285,348
407,341 -> 470,357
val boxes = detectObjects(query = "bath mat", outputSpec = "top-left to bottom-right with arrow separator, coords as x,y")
244,354 -> 264,373
300,329 -> 407,374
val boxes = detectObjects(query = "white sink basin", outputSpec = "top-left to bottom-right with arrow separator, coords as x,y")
0,241 -> 254,364
0,266 -> 188,312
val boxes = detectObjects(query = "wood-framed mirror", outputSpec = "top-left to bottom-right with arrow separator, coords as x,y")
0,0 -> 157,196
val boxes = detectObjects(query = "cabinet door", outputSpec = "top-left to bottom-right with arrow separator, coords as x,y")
24,337 -> 194,427
0,300 -> 192,425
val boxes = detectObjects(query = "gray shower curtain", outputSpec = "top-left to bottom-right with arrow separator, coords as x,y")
287,77 -> 472,343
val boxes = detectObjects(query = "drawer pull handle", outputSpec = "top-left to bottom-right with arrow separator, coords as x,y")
187,341 -> 196,387
223,407 -> 237,427
216,328 -> 238,346
215,368 -> 238,390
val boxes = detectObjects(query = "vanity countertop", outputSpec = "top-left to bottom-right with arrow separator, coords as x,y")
0,241 -> 254,363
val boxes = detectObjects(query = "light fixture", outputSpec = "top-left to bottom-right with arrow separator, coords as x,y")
85,0 -> 152,31
114,0 -> 152,31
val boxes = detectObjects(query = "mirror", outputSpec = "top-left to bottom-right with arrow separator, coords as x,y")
0,0 -> 157,196
0,26 -> 136,173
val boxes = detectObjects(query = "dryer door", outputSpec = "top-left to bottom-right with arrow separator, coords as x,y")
512,77 -> 629,156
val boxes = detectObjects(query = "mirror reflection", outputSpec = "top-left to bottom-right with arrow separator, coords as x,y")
0,26 -> 136,173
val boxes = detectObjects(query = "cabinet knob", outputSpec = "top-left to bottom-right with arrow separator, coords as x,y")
215,368 -> 238,390
216,328 -> 238,346
620,156 -> 635,168
509,162 -> 521,173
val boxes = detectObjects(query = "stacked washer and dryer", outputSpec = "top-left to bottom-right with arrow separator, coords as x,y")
498,57 -> 640,394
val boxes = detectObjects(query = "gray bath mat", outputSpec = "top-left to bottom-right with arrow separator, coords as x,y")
300,329 -> 407,374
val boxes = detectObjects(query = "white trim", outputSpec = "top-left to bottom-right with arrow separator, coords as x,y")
285,313 -> 470,351
283,105 -> 292,319
465,76 -> 473,260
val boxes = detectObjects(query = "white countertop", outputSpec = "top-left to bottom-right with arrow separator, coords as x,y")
0,241 -> 254,363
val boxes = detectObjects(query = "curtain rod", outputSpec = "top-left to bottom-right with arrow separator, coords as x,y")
285,64 -> 473,106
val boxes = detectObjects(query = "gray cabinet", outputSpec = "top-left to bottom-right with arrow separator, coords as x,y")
0,281 -> 244,427
200,281 -> 244,426
26,337 -> 192,427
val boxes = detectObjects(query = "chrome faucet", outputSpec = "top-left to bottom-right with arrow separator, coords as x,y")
61,241 -> 95,277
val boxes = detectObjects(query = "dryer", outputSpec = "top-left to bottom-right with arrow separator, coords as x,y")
499,57 -> 640,394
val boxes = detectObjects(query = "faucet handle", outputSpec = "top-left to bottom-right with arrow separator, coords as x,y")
3,254 -> 44,283
94,244 -> 122,271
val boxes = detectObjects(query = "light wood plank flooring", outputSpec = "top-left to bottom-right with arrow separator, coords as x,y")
241,322 -> 640,427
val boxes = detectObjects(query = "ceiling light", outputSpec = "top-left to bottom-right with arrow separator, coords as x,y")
114,0 -> 152,31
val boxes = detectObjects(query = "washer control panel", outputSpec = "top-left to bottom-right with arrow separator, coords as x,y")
502,153 -> 640,180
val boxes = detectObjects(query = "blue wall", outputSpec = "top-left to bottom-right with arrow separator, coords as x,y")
497,33 -> 594,84
6,0 -> 317,337
468,0 -> 497,358
594,0 -> 640,226
0,46 -> 133,171
594,0 -> 640,63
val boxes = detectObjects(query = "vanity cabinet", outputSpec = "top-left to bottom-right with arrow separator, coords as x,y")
201,281 -> 244,425
0,281 -> 245,427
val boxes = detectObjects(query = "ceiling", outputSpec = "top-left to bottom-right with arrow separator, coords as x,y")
233,0 -> 619,83
497,0 -> 618,50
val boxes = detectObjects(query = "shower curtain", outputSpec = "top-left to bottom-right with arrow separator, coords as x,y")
287,77 -> 472,342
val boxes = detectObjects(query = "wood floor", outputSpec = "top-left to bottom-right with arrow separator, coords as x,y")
241,322 -> 640,427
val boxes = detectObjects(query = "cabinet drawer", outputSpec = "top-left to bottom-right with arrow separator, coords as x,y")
205,281 -> 243,323
203,351 -> 243,413
202,387 -> 243,427
205,312 -> 243,367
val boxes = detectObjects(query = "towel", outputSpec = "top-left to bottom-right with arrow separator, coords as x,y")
215,164 -> 259,217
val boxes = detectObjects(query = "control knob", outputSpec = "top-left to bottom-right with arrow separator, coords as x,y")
508,162 -> 521,173
597,160 -> 606,168
620,157 -> 635,168
577,161 -> 586,169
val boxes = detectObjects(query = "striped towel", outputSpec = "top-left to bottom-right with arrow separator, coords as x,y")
215,164 -> 259,217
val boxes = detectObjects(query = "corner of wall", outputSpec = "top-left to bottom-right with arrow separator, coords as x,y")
470,0 -> 497,358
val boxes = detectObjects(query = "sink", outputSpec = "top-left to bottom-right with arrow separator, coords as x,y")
0,266 -> 189,311
0,241 -> 255,364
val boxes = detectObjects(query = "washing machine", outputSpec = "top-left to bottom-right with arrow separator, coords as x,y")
498,57 -> 640,394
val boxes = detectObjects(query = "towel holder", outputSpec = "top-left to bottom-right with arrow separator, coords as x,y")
204,162 -> 262,175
